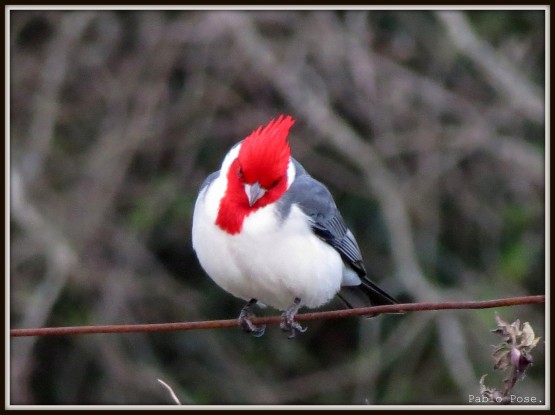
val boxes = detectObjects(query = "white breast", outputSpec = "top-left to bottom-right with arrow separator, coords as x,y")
192,175 -> 344,311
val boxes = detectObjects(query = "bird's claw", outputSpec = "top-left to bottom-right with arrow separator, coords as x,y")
239,299 -> 266,337
280,317 -> 307,339
280,297 -> 306,339
239,316 -> 266,337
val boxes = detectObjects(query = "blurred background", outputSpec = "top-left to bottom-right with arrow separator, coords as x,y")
9,9 -> 545,405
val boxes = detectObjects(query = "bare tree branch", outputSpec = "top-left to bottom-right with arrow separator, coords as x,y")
10,295 -> 545,337
23,11 -> 96,182
436,11 -> 544,122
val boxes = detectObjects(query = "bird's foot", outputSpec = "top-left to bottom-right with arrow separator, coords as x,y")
238,299 -> 266,337
280,297 -> 307,339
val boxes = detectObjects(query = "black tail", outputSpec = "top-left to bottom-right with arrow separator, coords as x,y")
338,277 -> 399,314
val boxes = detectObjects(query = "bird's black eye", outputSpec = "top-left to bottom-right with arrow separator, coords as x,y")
270,178 -> 280,188
238,167 -> 244,180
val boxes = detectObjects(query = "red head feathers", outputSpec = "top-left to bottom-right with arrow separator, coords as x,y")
238,115 -> 295,189
216,115 -> 296,234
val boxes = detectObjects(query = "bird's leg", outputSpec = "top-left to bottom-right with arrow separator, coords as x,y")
238,298 -> 266,337
280,297 -> 307,339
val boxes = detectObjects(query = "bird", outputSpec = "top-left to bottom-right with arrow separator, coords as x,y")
192,115 -> 398,338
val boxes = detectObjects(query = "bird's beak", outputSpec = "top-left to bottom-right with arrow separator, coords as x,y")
245,182 -> 266,206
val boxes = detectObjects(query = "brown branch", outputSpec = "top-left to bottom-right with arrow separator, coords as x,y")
10,295 -> 544,338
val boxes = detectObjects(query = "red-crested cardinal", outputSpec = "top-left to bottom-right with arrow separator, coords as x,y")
192,115 -> 398,338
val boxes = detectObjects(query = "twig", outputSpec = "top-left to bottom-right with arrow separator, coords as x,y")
10,295 -> 544,338
157,379 -> 182,405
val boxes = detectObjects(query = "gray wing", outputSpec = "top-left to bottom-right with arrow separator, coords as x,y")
197,171 -> 219,198
278,159 -> 398,307
278,160 -> 366,277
